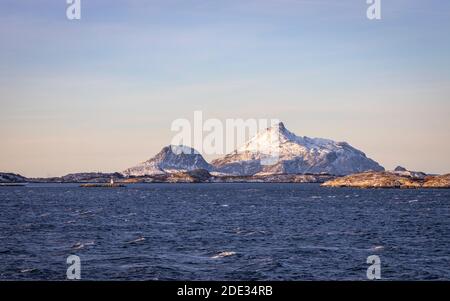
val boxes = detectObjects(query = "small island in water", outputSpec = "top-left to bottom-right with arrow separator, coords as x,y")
322,170 -> 450,189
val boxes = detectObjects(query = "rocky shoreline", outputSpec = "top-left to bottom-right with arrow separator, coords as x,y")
0,170 -> 333,184
2,170 -> 449,188
116,170 -> 334,184
322,172 -> 450,189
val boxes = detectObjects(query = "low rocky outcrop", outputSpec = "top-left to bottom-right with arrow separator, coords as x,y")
123,170 -> 334,184
32,172 -> 124,183
322,171 -> 450,189
212,173 -> 334,183
321,172 -> 421,188
0,172 -> 28,183
422,174 -> 450,188
166,169 -> 212,183
124,169 -> 212,183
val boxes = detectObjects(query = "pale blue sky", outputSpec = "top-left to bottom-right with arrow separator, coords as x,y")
1,0 -> 449,177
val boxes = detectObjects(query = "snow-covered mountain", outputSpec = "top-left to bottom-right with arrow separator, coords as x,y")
122,145 -> 212,176
122,122 -> 384,177
211,122 -> 384,176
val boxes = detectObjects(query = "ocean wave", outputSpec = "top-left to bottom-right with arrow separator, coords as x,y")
71,242 -> 84,250
370,245 -> 385,252
211,251 -> 236,259
20,268 -> 36,273
71,240 -> 95,250
127,237 -> 145,244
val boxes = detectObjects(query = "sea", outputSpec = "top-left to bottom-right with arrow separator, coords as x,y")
0,183 -> 449,280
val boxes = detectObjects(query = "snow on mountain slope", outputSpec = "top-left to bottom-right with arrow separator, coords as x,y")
211,122 -> 384,176
122,145 -> 212,176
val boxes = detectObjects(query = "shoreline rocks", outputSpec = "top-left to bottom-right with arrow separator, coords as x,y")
80,183 -> 126,188
422,174 -> 450,188
2,169 -> 450,187
322,172 -> 450,189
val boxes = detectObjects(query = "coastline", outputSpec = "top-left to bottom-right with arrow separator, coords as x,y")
2,170 -> 450,189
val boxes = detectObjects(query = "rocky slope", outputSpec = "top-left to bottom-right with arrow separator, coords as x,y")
0,172 -> 28,183
212,122 -> 384,176
122,145 -> 212,176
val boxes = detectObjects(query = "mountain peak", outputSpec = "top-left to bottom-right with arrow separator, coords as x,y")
272,121 -> 285,130
268,121 -> 288,134
218,122 -> 384,176
241,121 -> 299,151
394,166 -> 407,172
165,145 -> 199,155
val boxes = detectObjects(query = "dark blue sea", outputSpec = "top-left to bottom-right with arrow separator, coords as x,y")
0,183 -> 449,280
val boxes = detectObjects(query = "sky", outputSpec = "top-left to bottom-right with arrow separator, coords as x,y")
0,0 -> 449,177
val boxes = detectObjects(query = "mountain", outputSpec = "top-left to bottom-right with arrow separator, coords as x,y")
122,122 -> 384,177
211,122 -> 384,176
122,145 -> 212,176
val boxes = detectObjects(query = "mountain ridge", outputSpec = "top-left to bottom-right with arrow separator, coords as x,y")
211,122 -> 384,176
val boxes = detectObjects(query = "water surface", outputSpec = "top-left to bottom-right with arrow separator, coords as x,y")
0,183 -> 449,280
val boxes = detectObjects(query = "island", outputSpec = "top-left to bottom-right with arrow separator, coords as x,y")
322,171 -> 450,189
